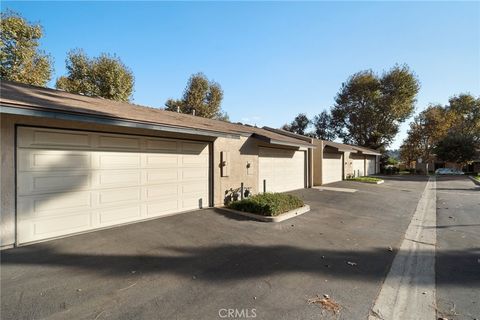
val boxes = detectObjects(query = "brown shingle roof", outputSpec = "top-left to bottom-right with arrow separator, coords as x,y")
0,81 -> 313,147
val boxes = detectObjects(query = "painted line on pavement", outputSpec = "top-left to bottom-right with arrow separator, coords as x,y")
368,177 -> 437,320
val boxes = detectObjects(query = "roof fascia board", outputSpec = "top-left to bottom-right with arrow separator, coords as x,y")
269,139 -> 316,148
252,133 -> 315,148
0,105 -> 240,139
323,143 -> 357,153
262,126 -> 314,143
352,148 -> 380,155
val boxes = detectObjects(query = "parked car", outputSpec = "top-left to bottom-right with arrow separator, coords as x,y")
435,168 -> 465,175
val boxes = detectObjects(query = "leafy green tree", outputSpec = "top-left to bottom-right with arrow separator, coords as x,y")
400,94 -> 479,166
312,111 -> 336,140
331,65 -> 420,149
282,113 -> 311,135
400,133 -> 422,168
56,49 -> 134,102
435,134 -> 477,166
409,105 -> 455,162
0,11 -> 52,86
165,73 -> 228,120
447,94 -> 480,141
387,157 -> 398,165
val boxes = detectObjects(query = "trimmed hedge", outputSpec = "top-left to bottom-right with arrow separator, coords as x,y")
227,193 -> 304,216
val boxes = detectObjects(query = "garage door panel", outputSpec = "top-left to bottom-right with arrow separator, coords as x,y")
17,171 -> 91,195
16,127 -> 210,244
98,135 -> 141,150
182,168 -> 208,180
182,197 -> 205,209
144,154 -> 179,167
98,205 -> 142,225
97,153 -> 141,169
97,171 -> 141,188
20,129 -> 92,148
145,201 -> 179,216
145,139 -> 178,152
18,150 -> 92,171
145,169 -> 179,183
98,187 -> 142,205
182,154 -> 208,166
182,182 -> 208,194
18,191 -> 93,218
30,213 -> 92,238
182,142 -> 208,154
145,184 -> 179,200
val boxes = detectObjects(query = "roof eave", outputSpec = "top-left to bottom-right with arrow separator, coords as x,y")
0,105 -> 240,139
252,133 -> 315,148
262,126 -> 314,143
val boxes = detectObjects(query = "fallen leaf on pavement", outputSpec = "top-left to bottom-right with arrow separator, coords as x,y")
307,295 -> 341,314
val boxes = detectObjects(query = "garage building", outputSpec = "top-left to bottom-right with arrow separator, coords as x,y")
1,81 -> 313,247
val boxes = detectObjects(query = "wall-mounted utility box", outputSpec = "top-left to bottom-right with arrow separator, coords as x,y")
220,151 -> 230,177
246,161 -> 254,175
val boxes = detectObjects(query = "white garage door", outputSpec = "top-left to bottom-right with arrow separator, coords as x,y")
259,148 -> 305,193
352,156 -> 365,177
16,127 -> 209,244
322,152 -> 343,184
366,156 -> 376,175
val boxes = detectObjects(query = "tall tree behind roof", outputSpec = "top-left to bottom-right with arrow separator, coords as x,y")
0,10 -> 53,86
330,64 -> 420,150
165,72 -> 228,121
56,49 -> 134,102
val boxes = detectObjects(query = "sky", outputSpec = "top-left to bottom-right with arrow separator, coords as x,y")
3,1 -> 479,149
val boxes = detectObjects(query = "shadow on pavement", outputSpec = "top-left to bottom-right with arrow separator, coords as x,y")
2,244 -> 478,286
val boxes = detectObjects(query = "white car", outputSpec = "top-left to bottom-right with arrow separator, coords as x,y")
435,168 -> 464,175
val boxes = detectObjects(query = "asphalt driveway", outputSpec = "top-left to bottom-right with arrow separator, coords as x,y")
1,176 -> 429,320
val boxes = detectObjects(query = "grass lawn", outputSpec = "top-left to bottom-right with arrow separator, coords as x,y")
474,174 -> 480,182
227,193 -> 304,216
347,176 -> 384,183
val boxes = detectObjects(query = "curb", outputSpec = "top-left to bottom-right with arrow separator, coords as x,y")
468,175 -> 480,186
348,179 -> 384,185
220,205 -> 311,222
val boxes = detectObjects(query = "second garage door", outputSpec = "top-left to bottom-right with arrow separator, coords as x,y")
16,127 -> 210,244
258,148 -> 305,193
366,156 -> 376,175
322,152 -> 343,184
352,155 -> 365,177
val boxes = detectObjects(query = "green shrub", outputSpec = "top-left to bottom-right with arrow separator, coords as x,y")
227,193 -> 304,216
347,177 -> 383,183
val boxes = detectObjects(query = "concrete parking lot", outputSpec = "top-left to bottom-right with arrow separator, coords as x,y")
2,175 -> 468,320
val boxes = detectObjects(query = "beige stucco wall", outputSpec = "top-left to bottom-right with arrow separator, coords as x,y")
1,113 -> 312,247
343,151 -> 353,178
1,114 -> 16,247
312,140 -> 323,186
213,136 -> 259,206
